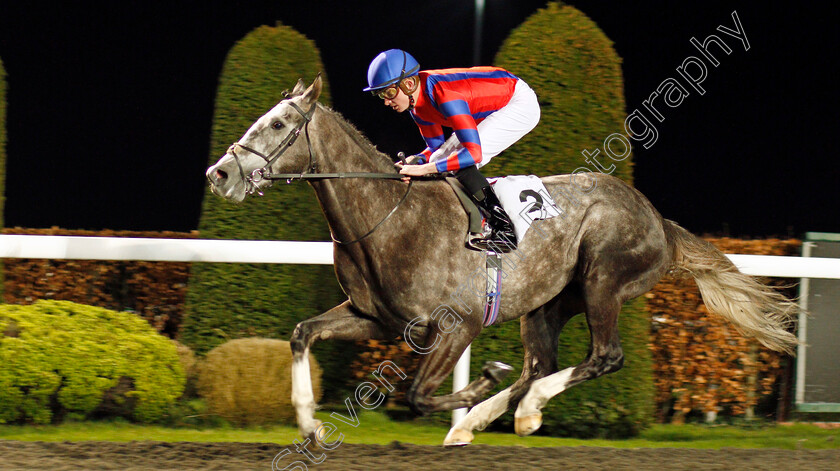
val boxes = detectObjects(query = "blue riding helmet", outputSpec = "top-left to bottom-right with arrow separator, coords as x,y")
363,49 -> 420,92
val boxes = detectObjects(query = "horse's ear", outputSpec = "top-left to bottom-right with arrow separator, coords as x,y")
290,78 -> 307,97
302,74 -> 322,105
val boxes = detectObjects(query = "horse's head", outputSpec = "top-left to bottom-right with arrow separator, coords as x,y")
206,75 -> 323,202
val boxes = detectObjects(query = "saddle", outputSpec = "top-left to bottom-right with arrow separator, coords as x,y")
446,175 -> 563,249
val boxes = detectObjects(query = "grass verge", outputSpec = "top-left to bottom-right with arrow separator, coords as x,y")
0,411 -> 837,450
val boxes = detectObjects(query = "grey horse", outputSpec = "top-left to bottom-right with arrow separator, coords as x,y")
206,76 -> 797,446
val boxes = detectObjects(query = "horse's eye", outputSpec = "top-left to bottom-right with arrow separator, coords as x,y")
272,121 -> 284,130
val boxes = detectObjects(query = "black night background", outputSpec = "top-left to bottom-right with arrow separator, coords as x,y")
0,1 -> 836,238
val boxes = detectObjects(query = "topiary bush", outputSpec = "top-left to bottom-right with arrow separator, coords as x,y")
451,2 -> 652,437
172,340 -> 199,399
181,22 -> 352,402
196,337 -> 321,426
0,300 -> 185,424
356,4 -> 653,437
488,1 -> 632,184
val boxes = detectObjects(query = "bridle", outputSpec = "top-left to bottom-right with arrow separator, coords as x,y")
224,98 -> 416,246
227,100 -> 318,197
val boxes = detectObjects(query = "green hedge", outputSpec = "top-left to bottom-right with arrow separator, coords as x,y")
0,300 -> 185,424
486,1 -> 632,184
459,2 -> 650,437
180,23 -> 351,400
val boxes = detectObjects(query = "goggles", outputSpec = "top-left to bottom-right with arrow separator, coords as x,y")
372,83 -> 400,100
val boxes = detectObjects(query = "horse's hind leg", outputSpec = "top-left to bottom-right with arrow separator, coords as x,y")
290,300 -> 387,441
445,290 -> 583,446
514,287 -> 624,436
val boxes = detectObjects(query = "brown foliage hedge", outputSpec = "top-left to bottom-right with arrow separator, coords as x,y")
351,338 -> 420,405
648,237 -> 800,422
2,227 -> 196,336
196,338 -> 322,426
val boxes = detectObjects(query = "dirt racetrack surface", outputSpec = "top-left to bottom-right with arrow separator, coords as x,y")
2,440 -> 839,470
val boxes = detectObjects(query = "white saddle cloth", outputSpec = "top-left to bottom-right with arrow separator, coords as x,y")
489,175 -> 563,243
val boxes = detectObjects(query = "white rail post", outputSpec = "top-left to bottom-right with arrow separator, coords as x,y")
452,344 -> 471,426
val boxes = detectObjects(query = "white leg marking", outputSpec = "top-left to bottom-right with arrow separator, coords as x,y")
515,367 -> 575,419
291,348 -> 318,436
461,388 -> 512,432
444,388 -> 511,446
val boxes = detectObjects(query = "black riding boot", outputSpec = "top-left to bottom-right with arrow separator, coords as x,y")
455,166 -> 518,253
473,187 -> 517,252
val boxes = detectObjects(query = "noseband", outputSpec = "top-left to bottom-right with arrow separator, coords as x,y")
224,99 -> 416,245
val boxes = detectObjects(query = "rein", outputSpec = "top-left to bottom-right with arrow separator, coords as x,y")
227,100 -> 417,246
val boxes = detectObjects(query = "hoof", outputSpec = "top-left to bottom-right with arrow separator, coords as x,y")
303,419 -> 325,444
482,361 -> 514,383
443,428 -> 474,447
514,413 -> 542,437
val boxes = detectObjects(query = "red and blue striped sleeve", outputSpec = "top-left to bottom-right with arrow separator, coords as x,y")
410,114 -> 444,162
434,95 -> 482,172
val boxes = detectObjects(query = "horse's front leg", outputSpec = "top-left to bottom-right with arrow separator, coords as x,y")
404,319 -> 512,417
291,300 -> 387,441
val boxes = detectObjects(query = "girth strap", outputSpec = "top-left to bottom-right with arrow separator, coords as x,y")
483,251 -> 503,326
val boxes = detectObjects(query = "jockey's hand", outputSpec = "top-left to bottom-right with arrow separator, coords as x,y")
405,154 -> 424,165
394,153 -> 423,170
399,162 -> 437,182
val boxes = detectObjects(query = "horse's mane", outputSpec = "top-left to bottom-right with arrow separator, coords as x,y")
316,103 -> 399,174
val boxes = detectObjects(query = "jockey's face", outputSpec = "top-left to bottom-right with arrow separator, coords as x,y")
377,77 -> 418,113
382,86 -> 411,113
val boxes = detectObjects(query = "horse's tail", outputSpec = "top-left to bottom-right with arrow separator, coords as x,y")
663,219 -> 798,354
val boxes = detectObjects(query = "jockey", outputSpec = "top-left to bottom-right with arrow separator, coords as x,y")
364,49 -> 540,252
